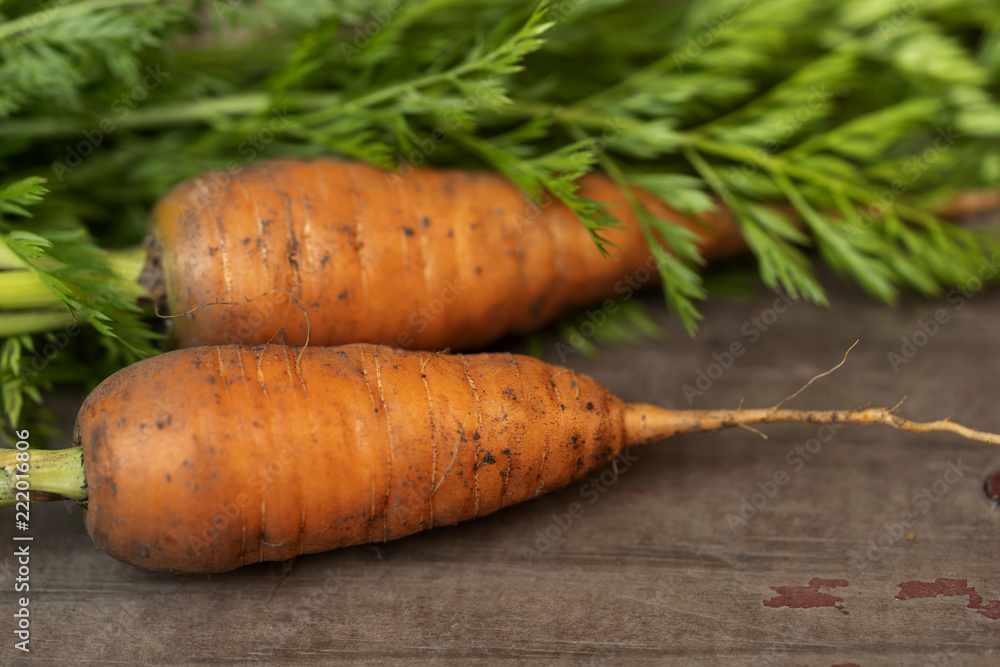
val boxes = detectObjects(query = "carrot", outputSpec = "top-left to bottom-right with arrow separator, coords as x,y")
8,343 -> 996,574
150,158 -> 747,350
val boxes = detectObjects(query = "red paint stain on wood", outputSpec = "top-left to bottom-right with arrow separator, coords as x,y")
763,578 -> 849,609
984,470 -> 1000,505
896,578 -> 1000,620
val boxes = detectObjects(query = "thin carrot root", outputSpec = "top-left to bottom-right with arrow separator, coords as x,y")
624,340 -> 1000,446
156,286 -> 314,354
624,404 -> 1000,447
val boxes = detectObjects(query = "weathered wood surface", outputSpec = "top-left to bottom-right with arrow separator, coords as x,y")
3,264 -> 1000,665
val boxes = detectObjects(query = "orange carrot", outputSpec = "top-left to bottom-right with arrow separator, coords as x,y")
11,343 -> 984,574
149,158 -> 746,350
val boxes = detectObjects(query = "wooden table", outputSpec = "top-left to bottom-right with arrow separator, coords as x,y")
4,265 -> 1000,665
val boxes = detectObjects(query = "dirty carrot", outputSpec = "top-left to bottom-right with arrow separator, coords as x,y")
3,343 -> 998,574
147,157 -> 1000,350
149,157 -> 747,350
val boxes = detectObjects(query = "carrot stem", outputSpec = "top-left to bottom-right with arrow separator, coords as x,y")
0,271 -> 65,310
0,446 -> 87,506
0,243 -> 25,270
0,246 -> 148,333
0,311 -> 78,337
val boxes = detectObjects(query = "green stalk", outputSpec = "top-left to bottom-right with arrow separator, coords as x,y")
0,311 -> 78,337
0,243 -> 26,270
0,91 -> 352,141
0,271 -> 63,310
0,246 -> 147,335
0,93 -> 275,139
106,246 -> 149,299
0,247 -> 147,311
0,446 -> 87,507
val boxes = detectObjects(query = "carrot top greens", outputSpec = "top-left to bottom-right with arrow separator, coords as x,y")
2,0 -> 1000,440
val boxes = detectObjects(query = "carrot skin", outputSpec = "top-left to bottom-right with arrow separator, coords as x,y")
78,344 -> 627,573
151,158 -> 745,350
